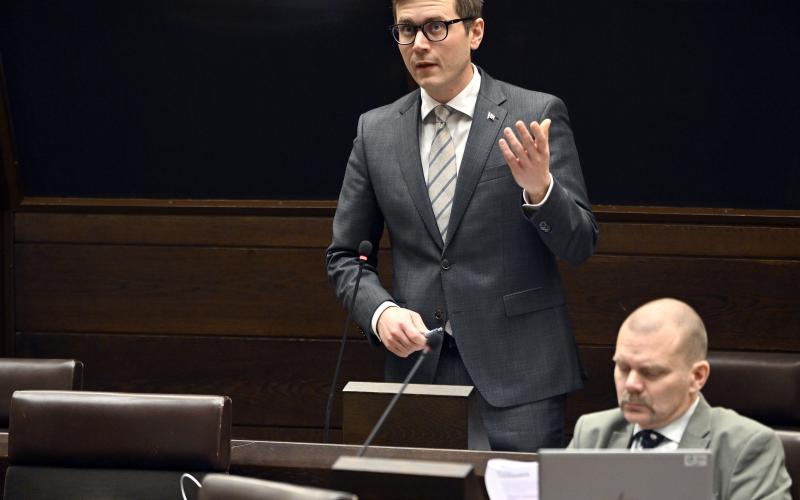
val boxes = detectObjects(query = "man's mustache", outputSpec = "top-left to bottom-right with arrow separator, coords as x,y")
619,394 -> 653,410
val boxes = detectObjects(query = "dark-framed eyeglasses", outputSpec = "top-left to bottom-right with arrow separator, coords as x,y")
390,17 -> 475,45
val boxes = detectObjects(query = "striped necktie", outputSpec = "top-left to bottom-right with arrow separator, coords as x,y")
427,105 -> 457,242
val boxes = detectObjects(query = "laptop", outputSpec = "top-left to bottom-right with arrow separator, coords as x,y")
538,449 -> 714,500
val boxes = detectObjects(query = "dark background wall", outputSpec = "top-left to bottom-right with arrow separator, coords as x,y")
1,0 -> 798,206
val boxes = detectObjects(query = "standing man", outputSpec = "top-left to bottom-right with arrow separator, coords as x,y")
326,0 -> 597,452
569,298 -> 792,499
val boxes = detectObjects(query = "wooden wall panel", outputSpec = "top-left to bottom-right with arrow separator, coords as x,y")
15,243 -> 391,337
565,345 -> 617,432
15,243 -> 334,336
1,211 -> 9,356
15,213 -> 335,247
10,203 -> 800,442
232,426 -> 340,443
596,222 -> 800,259
17,240 -> 799,348
15,332 -> 385,431
561,256 -> 800,350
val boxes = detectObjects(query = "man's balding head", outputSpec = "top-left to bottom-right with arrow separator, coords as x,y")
621,298 -> 708,366
613,298 -> 710,429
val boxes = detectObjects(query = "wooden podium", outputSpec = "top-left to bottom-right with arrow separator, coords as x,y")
342,382 -> 490,450
332,456 -> 481,500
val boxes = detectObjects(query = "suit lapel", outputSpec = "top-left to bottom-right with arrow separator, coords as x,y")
679,395 -> 712,449
395,91 -> 444,249
445,71 -> 507,251
609,423 -> 635,449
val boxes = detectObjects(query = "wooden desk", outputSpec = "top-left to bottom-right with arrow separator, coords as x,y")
229,440 -> 536,500
0,433 -> 536,500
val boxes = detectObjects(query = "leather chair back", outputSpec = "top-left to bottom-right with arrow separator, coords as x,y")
199,473 -> 358,500
4,390 -> 232,500
705,351 -> 800,499
704,351 -> 800,429
0,358 -> 83,428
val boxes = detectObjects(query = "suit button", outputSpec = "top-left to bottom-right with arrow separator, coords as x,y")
538,221 -> 551,233
441,259 -> 450,270
434,309 -> 443,321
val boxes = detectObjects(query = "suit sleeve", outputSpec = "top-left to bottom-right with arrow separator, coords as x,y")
726,429 -> 792,500
325,114 -> 395,339
566,415 -> 585,448
526,97 -> 598,265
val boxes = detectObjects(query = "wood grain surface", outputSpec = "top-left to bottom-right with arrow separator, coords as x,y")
7,203 -> 800,441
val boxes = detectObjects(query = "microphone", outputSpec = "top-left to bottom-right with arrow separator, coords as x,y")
324,240 -> 373,443
356,331 -> 444,457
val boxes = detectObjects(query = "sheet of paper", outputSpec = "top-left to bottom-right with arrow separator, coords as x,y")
485,458 -> 539,500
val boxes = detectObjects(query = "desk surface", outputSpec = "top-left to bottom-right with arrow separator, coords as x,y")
230,439 -> 536,475
229,440 -> 535,500
0,433 -> 536,499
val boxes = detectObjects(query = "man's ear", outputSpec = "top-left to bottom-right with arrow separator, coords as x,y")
470,17 -> 484,50
689,360 -> 710,394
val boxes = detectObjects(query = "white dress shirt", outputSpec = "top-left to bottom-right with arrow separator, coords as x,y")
417,65 -> 482,181
630,396 -> 701,451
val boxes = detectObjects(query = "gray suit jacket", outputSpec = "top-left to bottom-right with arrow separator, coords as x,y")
568,395 -> 792,500
326,68 -> 597,407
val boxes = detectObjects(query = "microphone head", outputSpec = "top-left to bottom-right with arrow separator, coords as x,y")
425,331 -> 443,350
358,240 -> 373,257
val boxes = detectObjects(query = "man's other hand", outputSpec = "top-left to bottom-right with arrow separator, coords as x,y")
377,306 -> 429,358
499,119 -> 552,203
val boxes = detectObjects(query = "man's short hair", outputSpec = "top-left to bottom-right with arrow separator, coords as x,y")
676,306 -> 708,364
392,0 -> 484,23
623,298 -> 708,365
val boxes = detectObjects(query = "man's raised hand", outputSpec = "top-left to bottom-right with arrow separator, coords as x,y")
499,119 -> 552,204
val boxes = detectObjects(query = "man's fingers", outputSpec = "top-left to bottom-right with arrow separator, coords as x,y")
515,120 -> 538,155
409,311 -> 429,333
501,118 -> 553,197
541,118 -> 552,138
502,126 -> 528,163
386,342 -> 412,358
409,314 -> 429,346
530,119 -> 551,149
385,330 -> 413,353
498,138 -> 520,168
378,307 -> 429,357
385,328 -> 425,357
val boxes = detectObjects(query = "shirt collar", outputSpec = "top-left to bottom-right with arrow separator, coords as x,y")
633,396 -> 701,445
420,63 -> 481,121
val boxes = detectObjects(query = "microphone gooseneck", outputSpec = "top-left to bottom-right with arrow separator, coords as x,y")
323,240 -> 373,443
356,331 -> 443,457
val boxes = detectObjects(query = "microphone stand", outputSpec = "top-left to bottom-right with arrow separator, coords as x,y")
357,333 -> 443,457
323,242 -> 371,443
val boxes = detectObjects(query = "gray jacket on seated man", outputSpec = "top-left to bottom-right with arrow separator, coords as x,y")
568,298 -> 792,500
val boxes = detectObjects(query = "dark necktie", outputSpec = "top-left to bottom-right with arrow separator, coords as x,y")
634,429 -> 666,449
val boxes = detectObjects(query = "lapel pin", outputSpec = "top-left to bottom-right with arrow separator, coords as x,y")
487,111 -> 497,122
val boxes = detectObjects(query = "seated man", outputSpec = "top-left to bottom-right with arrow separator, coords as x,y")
568,298 -> 792,500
